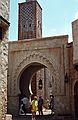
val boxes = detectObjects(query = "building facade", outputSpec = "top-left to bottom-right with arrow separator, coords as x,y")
8,21 -> 78,117
7,0 -> 78,118
8,35 -> 70,116
72,20 -> 78,118
0,0 -> 78,119
0,0 -> 10,119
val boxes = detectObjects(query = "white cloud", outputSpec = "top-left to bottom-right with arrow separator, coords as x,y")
74,11 -> 78,20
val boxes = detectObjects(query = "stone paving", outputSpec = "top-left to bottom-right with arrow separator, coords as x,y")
12,109 -> 77,120
13,115 -> 77,120
13,115 -> 61,120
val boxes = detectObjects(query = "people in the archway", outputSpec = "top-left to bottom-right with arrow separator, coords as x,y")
31,96 -> 38,120
49,95 -> 54,115
38,96 -> 43,115
20,95 -> 30,115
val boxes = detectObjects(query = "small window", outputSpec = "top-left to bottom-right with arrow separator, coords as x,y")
0,27 -> 2,40
38,21 -> 40,28
38,79 -> 43,90
29,24 -> 31,27
23,25 -> 25,28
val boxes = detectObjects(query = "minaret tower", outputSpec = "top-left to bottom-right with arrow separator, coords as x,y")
18,0 -> 42,40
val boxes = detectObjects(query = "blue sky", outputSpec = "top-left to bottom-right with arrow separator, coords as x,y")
9,0 -> 78,42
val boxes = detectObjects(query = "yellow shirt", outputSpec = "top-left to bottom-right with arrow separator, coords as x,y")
31,100 -> 38,112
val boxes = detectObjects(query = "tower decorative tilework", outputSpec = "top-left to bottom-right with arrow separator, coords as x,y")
18,0 -> 42,40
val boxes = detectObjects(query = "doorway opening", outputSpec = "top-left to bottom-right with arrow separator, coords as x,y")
19,63 -> 47,114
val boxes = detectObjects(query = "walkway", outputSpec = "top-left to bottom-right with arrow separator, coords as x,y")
13,115 -> 59,120
13,115 -> 77,120
13,109 -> 76,120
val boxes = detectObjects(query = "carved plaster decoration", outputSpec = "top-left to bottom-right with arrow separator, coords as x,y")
10,51 -> 58,96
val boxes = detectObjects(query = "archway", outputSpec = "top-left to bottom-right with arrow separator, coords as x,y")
7,51 -> 57,116
74,81 -> 78,118
19,62 -> 46,98
18,62 -> 48,113
13,51 -> 56,97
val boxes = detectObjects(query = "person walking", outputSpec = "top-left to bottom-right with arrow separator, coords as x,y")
49,95 -> 54,115
31,96 -> 38,120
19,100 -> 24,115
21,95 -> 30,115
38,96 -> 43,115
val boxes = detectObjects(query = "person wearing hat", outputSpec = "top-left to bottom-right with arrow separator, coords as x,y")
31,96 -> 38,120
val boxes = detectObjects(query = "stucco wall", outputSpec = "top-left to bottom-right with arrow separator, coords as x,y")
72,19 -> 78,65
7,35 -> 72,115
0,0 -> 10,119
